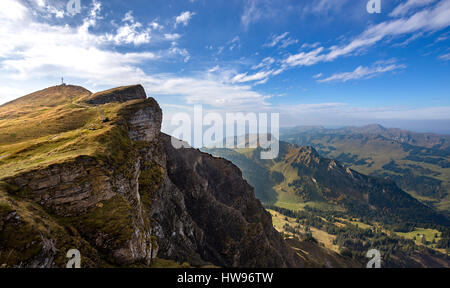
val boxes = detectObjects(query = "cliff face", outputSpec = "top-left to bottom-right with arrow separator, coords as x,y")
160,135 -> 302,267
0,85 -> 305,268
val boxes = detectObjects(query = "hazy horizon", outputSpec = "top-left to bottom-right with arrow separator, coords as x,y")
280,120 -> 450,135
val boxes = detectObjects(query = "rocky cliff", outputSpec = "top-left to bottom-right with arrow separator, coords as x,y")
0,85 -> 314,268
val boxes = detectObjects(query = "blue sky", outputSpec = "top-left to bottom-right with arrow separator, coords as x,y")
0,0 -> 449,133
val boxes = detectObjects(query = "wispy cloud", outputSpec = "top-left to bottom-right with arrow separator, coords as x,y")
164,33 -> 181,41
252,57 -> 275,70
439,52 -> 450,60
279,37 -> 299,48
241,0 -> 289,28
228,36 -> 240,51
284,47 -> 324,67
301,0 -> 350,15
241,0 -> 263,28
325,0 -> 450,61
168,45 -> 190,62
283,0 -> 450,69
264,32 -> 289,47
264,32 -> 298,48
390,0 -> 436,17
301,42 -> 321,49
312,73 -> 323,79
316,62 -> 406,83
231,70 -> 273,84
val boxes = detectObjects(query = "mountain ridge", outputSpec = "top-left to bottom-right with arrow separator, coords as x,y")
205,141 -> 449,226
0,85 -> 356,268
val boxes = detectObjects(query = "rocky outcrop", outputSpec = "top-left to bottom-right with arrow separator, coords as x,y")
85,85 -> 147,105
118,98 -> 162,143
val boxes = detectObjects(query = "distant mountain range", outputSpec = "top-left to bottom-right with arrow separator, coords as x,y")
280,125 -> 450,214
282,124 -> 450,149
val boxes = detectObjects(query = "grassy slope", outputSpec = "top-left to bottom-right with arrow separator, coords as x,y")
0,85 -> 137,179
268,209 -> 363,267
269,209 -> 340,252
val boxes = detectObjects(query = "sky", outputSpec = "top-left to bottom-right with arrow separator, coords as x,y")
0,0 -> 449,134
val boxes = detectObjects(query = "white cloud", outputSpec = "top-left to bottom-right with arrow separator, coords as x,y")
146,75 -> 269,108
164,33 -> 181,41
252,57 -> 275,70
241,0 -> 263,28
175,11 -> 195,28
47,7 -> 64,18
324,0 -> 450,62
301,0 -> 350,15
301,42 -> 321,49
150,21 -> 163,30
316,62 -> 406,83
31,0 -> 66,19
228,36 -> 240,51
241,0 -> 284,28
169,46 -> 190,62
0,0 -> 27,20
284,47 -> 324,67
35,0 -> 46,7
439,53 -> 450,60
0,1 -> 156,95
390,0 -> 436,17
217,46 -> 225,54
312,73 -> 323,79
264,32 -> 289,47
103,11 -> 151,45
231,70 -> 273,84
108,24 -> 150,45
264,32 -> 298,48
283,0 -> 450,70
208,65 -> 220,73
280,37 -> 299,48
435,31 -> 450,42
